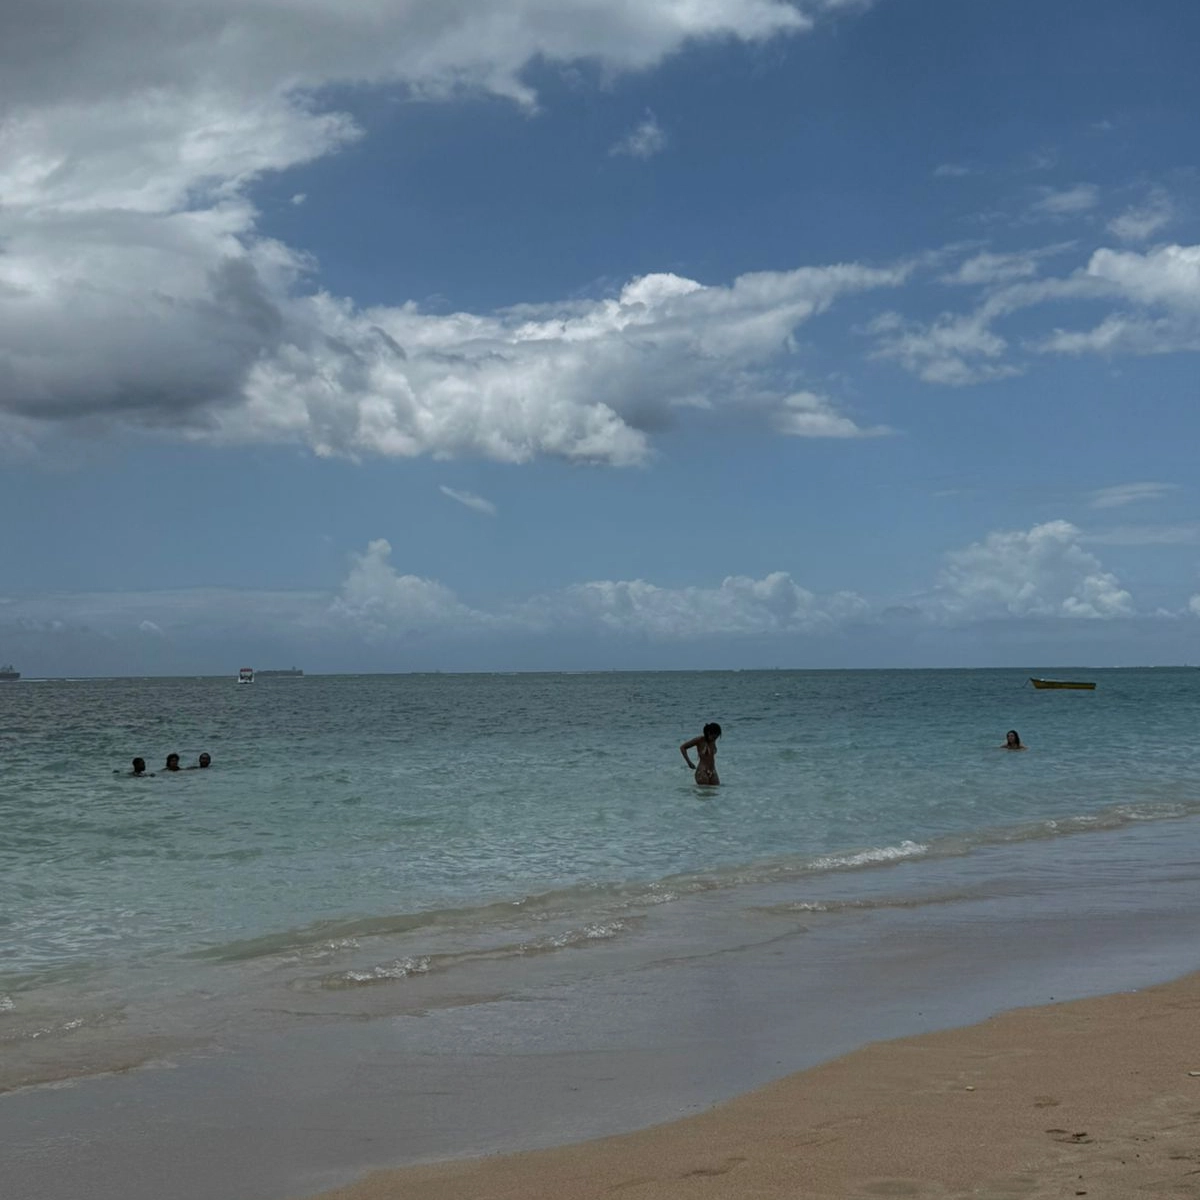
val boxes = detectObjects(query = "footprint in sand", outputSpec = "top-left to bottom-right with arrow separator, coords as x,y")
1046,1128 -> 1093,1144
1033,1095 -> 1060,1108
679,1155 -> 746,1179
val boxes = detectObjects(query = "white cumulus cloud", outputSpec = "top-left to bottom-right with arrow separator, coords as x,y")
316,542 -> 875,642
328,541 -> 873,641
933,520 -> 1134,621
772,391 -> 891,438
529,573 -> 870,639
213,262 -> 907,465
330,539 -> 492,637
1081,243 -> 1200,310
1039,243 -> 1200,358
0,0 -> 856,463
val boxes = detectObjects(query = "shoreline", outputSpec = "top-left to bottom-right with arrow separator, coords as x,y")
8,801 -> 1200,1097
6,816 -> 1200,1200
315,969 -> 1200,1200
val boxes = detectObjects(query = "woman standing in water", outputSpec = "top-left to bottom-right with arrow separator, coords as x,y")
680,722 -> 722,786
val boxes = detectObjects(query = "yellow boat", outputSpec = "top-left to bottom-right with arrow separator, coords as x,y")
1029,678 -> 1096,690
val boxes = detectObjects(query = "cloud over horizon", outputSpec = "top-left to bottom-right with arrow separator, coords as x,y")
0,518 -> 1170,675
932,520 -> 1134,621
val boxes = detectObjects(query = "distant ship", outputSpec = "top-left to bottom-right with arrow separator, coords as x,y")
0,664 -> 19,682
258,667 -> 303,677
237,666 -> 255,684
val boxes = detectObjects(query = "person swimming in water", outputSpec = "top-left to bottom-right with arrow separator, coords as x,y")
680,722 -> 722,786
1002,729 -> 1026,750
188,753 -> 211,770
125,757 -> 152,777
164,753 -> 182,772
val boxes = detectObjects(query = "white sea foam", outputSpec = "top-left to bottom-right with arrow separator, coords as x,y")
313,918 -> 636,990
521,920 -> 628,952
26,1016 -> 86,1041
808,841 -> 930,870
339,957 -> 432,984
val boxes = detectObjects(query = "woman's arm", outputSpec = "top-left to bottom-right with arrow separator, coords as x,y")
680,737 -> 701,767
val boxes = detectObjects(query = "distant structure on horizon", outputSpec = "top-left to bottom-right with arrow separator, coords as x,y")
258,667 -> 304,677
0,663 -> 20,682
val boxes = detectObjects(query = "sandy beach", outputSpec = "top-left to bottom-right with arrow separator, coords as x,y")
316,970 -> 1200,1200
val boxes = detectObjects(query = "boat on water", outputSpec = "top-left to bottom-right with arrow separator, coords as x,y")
237,667 -> 255,684
258,667 -> 303,677
0,664 -> 20,682
1030,678 -> 1096,690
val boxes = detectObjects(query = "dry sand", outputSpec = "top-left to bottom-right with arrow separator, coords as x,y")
313,970 -> 1200,1200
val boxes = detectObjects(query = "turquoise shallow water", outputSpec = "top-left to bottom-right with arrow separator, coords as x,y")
3,668 -> 1200,1087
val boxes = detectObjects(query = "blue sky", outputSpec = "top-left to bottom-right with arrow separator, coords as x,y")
2,0 -> 1200,674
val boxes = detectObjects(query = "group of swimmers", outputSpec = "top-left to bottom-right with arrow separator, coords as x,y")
679,723 -> 1026,787
118,722 -> 1017,787
120,753 -> 212,777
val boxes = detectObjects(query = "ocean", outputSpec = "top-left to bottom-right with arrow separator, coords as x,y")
4,668 -> 1200,1198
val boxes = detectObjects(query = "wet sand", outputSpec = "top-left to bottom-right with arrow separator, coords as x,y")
316,970 -> 1200,1200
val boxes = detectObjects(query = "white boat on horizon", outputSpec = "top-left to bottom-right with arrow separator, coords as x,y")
237,666 -> 255,684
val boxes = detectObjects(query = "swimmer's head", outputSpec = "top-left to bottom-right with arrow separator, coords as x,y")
197,753 -> 211,768
165,753 -> 181,771
1005,730 -> 1021,747
703,722 -> 722,741
132,757 -> 146,774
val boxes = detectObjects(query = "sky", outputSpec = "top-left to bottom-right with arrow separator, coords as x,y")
3,0 -> 1200,674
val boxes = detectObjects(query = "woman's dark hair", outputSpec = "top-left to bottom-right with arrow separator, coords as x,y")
1006,729 -> 1020,743
703,722 -> 722,740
